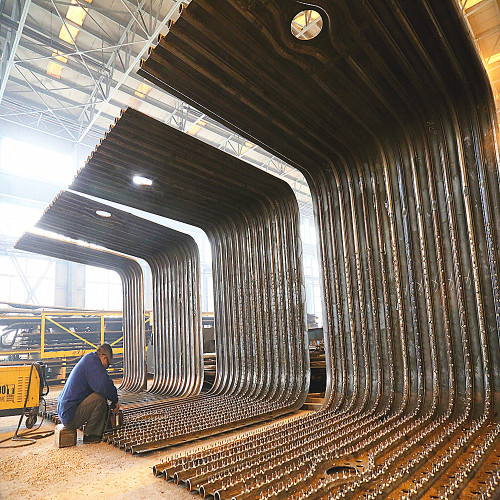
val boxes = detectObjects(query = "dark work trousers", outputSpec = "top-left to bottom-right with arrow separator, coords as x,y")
66,392 -> 108,436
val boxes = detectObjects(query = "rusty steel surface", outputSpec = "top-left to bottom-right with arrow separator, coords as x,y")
64,107 -> 309,451
140,0 -> 500,498
14,232 -> 147,393
34,191 -> 203,398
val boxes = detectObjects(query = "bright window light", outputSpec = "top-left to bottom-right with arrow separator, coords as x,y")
135,83 -> 152,99
187,120 -> 206,136
95,210 -> 112,218
59,24 -> 79,45
52,50 -> 68,64
486,52 -> 500,65
291,10 -> 323,40
187,124 -> 201,136
463,0 -> 484,9
47,61 -> 64,79
132,175 -> 153,186
66,0 -> 91,27
0,203 -> 43,239
0,137 -> 76,185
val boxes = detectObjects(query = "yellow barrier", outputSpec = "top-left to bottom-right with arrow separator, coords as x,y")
0,310 -> 151,361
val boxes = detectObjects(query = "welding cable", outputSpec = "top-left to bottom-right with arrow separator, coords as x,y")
0,363 -> 54,448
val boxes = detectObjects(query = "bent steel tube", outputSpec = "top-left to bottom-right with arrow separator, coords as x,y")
139,0 -> 500,498
34,190 -> 203,397
59,107 -> 309,451
14,231 -> 146,392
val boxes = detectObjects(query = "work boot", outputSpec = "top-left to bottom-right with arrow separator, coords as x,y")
82,434 -> 102,443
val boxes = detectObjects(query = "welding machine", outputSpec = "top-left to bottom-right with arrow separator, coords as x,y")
0,363 -> 48,428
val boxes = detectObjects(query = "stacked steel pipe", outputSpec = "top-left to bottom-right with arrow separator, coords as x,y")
35,191 -> 203,397
14,232 -> 147,392
58,107 -> 309,450
136,0 -> 500,497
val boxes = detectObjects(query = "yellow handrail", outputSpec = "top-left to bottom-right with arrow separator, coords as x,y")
110,336 -> 123,347
45,316 -> 98,349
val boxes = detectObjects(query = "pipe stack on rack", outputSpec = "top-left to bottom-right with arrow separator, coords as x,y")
15,232 -> 147,392
134,0 -> 499,497
35,191 -> 203,398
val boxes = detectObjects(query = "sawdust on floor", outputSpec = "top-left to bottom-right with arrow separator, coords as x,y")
0,381 -> 201,500
0,414 -> 195,500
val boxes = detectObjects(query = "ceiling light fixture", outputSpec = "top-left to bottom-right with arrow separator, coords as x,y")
133,175 -> 153,186
59,24 -> 80,45
96,210 -> 112,218
66,0 -> 92,27
135,83 -> 152,99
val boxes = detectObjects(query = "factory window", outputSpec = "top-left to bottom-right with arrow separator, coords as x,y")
291,10 -> 323,40
85,266 -> 122,311
0,136 -> 76,246
0,202 -> 43,241
304,255 -> 313,276
301,217 -> 317,245
0,254 -> 55,305
0,137 -> 76,185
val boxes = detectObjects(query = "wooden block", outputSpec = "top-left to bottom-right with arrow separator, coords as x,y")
55,423 -> 76,448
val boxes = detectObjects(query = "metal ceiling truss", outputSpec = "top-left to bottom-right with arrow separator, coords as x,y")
0,0 -> 31,102
75,0 -> 150,133
0,0 -> 314,215
0,0 -> 185,140
76,0 -> 185,142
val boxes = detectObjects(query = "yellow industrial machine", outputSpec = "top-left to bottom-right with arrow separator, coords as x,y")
0,363 -> 47,428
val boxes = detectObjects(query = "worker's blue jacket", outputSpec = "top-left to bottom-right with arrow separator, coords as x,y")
57,352 -> 118,424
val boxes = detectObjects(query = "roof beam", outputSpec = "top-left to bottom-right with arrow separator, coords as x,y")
32,0 -> 151,40
0,96 -> 105,145
1,77 -> 116,123
477,23 -> 500,41
0,0 -> 32,104
77,0 -> 149,128
462,0 -> 495,16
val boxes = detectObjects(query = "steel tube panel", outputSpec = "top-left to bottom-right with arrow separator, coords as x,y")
139,0 -> 500,497
14,232 -> 146,391
62,107 -> 309,449
34,191 -> 203,397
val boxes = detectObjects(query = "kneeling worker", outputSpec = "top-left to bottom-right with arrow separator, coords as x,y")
58,343 -> 120,443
